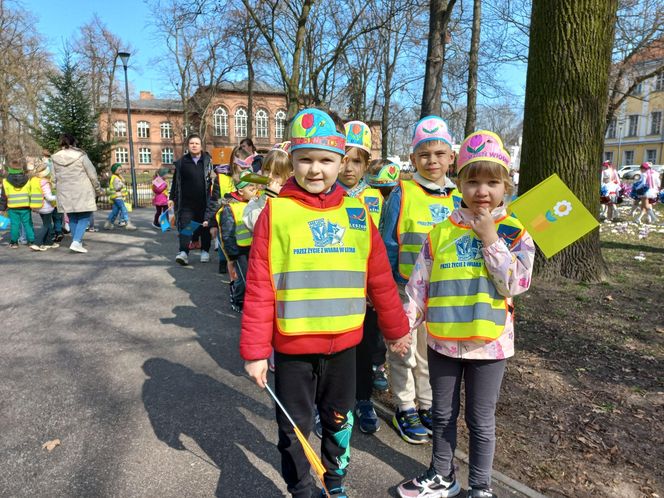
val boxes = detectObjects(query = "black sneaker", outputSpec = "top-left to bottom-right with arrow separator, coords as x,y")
324,487 -> 347,497
313,409 -> 323,439
467,488 -> 497,498
397,467 -> 460,498
418,408 -> 433,436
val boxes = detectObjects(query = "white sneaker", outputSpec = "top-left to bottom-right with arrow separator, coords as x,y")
124,221 -> 137,230
70,241 -> 88,253
200,250 -> 210,263
175,251 -> 188,265
30,244 -> 45,251
104,221 -> 114,230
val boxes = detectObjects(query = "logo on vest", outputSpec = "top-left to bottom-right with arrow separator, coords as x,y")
363,197 -> 380,213
429,204 -> 450,224
309,218 -> 345,247
455,235 -> 483,262
346,208 -> 367,230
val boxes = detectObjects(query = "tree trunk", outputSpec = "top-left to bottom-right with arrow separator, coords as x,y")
520,0 -> 618,282
464,0 -> 481,138
420,0 -> 456,117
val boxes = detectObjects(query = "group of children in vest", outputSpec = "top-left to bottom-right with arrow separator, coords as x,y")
0,159 -> 62,251
230,108 -> 535,498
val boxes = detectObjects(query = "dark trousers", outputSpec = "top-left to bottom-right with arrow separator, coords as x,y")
177,207 -> 211,253
52,208 -> 63,235
355,307 -> 387,401
153,204 -> 168,226
428,347 -> 506,489
229,254 -> 248,307
275,347 -> 356,497
35,213 -> 54,246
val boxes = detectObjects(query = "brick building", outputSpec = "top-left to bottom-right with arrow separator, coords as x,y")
100,81 -> 382,171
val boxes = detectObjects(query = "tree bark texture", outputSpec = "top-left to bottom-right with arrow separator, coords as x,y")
520,0 -> 618,282
420,0 -> 456,118
464,0 -> 481,138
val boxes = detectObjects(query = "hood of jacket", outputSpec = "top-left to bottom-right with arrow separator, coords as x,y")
51,148 -> 86,167
5,173 -> 29,189
278,176 -> 345,209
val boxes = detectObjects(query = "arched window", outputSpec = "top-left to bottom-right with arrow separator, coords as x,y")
235,107 -> 247,138
213,107 -> 229,136
160,122 -> 173,139
275,110 -> 287,140
137,121 -> 150,139
113,121 -> 127,138
255,108 -> 269,138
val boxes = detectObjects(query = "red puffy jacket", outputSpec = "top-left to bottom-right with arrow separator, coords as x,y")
239,177 -> 408,360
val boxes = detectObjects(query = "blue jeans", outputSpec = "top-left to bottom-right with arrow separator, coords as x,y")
36,212 -> 55,246
69,212 -> 92,243
108,198 -> 129,223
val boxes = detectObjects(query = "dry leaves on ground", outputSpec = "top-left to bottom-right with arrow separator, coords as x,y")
42,439 -> 61,452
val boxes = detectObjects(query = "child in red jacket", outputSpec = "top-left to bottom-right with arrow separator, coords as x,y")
241,108 -> 411,498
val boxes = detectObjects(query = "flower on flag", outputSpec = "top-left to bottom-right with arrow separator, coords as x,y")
553,200 -> 572,217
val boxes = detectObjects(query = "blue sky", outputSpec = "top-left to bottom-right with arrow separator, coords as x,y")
23,0 -> 168,96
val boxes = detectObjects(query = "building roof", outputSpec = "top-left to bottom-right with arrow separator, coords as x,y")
201,80 -> 285,95
110,98 -> 183,112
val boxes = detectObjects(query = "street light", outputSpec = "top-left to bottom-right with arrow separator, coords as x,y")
116,51 -> 139,208
617,121 -> 623,168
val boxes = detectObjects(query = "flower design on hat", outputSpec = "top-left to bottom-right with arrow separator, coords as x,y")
553,200 -> 572,217
387,165 -> 398,179
466,134 -> 485,154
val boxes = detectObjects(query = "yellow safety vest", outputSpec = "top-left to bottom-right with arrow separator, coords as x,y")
229,201 -> 253,247
108,174 -> 128,200
29,177 -> 44,207
3,179 -> 41,209
269,197 -> 371,335
397,180 -> 459,279
358,187 -> 383,228
217,173 -> 235,199
426,215 -> 524,341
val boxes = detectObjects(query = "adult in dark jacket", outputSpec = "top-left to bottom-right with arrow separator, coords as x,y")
169,135 -> 213,265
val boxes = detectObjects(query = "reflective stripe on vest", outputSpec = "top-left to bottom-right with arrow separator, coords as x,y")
108,174 -> 128,200
397,180 -> 459,280
269,196 -> 370,335
229,201 -> 253,247
358,187 -> 383,227
425,215 -> 524,341
29,177 -> 44,208
3,179 -> 34,209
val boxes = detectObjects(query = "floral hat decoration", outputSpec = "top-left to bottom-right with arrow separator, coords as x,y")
411,115 -> 453,150
272,141 -> 291,155
290,108 -> 346,155
344,121 -> 372,153
457,130 -> 511,172
366,162 -> 400,187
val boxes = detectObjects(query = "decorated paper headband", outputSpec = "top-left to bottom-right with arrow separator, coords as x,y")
290,108 -> 346,155
457,130 -> 511,172
8,167 -> 23,174
235,170 -> 252,189
412,115 -> 453,150
344,121 -> 372,153
234,153 -> 255,170
366,162 -> 400,187
272,141 -> 291,155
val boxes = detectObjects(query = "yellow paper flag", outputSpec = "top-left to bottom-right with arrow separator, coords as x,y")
509,174 -> 599,258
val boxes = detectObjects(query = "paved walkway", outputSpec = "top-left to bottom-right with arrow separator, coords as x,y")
0,209 -> 542,497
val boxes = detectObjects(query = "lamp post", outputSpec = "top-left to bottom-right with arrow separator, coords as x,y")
617,121 -> 623,168
117,51 -> 139,208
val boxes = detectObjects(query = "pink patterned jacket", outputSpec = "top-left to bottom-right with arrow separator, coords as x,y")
404,205 -> 535,360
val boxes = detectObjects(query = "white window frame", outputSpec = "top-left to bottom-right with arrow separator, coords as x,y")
655,72 -> 664,92
235,107 -> 248,138
606,118 -> 616,139
115,147 -> 128,164
255,109 -> 269,138
213,107 -> 229,136
627,115 -> 639,137
161,148 -> 174,164
645,149 -> 657,164
160,122 -> 173,139
137,121 -> 150,139
604,151 -> 613,163
624,150 -> 634,165
275,110 -> 286,140
138,147 -> 152,164
650,111 -> 662,136
113,120 -> 127,138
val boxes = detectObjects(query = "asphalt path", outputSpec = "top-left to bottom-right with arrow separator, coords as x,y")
0,209 -> 534,497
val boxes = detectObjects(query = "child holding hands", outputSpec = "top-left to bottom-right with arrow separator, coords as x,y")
397,131 -> 535,498
241,109 -> 410,498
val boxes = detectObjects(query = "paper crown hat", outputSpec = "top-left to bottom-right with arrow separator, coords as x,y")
272,141 -> 291,155
457,130 -> 511,172
411,115 -> 453,150
290,109 -> 346,155
344,121 -> 372,153
366,162 -> 400,187
235,170 -> 252,189
111,163 -> 122,174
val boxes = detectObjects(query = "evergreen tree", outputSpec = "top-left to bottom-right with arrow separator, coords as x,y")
35,53 -> 110,170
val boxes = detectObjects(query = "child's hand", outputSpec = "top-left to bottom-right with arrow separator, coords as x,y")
267,179 -> 283,195
202,221 -> 209,228
388,334 -> 412,357
245,359 -> 268,388
469,208 -> 498,246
